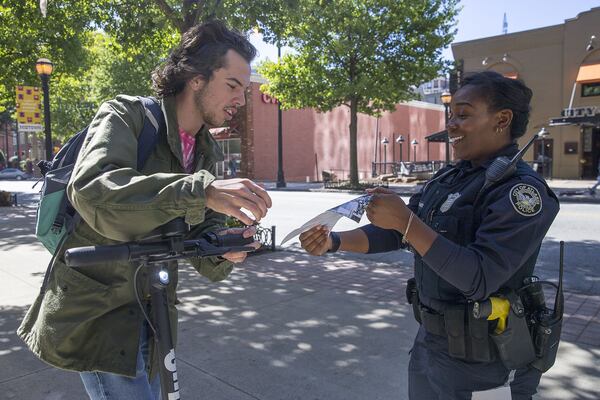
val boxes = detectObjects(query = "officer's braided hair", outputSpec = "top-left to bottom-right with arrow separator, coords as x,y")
152,20 -> 256,98
461,71 -> 533,139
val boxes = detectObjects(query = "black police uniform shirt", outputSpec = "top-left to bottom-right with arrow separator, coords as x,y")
362,143 -> 559,310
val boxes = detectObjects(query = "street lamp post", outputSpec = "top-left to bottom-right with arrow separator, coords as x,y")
392,132 -> 395,163
381,137 -> 389,174
4,119 -> 8,158
36,58 -> 53,161
1,111 -> 10,160
396,135 -> 404,163
411,139 -> 418,162
440,91 -> 452,164
275,44 -> 286,188
538,127 -> 550,179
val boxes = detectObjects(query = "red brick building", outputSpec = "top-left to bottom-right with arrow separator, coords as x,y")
212,77 -> 446,182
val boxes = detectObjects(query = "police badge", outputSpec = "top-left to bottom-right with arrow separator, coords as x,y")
440,193 -> 461,213
510,184 -> 542,216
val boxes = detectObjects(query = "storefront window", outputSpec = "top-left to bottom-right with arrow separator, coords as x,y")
582,82 -> 600,97
583,128 -> 593,152
580,127 -> 600,179
215,138 -> 241,178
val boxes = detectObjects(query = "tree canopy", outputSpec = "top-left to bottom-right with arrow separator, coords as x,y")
259,0 -> 458,186
0,0 -> 285,143
0,0 -> 95,109
0,0 -> 458,180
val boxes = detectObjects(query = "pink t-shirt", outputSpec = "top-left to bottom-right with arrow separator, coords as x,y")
179,128 -> 196,173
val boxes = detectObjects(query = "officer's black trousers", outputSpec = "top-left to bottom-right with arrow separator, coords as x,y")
408,327 -> 542,400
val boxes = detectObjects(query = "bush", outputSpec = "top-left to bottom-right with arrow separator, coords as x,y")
0,191 -> 13,207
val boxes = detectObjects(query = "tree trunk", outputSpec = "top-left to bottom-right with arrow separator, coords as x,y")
349,97 -> 359,187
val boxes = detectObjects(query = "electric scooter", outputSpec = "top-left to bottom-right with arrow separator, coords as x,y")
64,218 -> 255,400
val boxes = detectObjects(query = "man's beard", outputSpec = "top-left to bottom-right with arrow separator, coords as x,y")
193,85 -> 222,128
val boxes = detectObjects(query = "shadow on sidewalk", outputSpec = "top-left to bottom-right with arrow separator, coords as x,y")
536,238 -> 600,295
0,305 -> 88,398
0,207 -> 39,250
1,250 -> 599,399
171,252 -> 416,399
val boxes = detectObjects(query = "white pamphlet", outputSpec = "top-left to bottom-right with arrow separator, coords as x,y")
281,194 -> 372,244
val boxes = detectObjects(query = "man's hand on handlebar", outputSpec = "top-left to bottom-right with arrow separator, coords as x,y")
205,179 -> 272,226
219,226 -> 260,263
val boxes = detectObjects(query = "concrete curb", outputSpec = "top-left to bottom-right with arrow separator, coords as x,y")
554,195 -> 600,204
3,188 -> 600,206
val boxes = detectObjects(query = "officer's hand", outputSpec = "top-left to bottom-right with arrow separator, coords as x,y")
299,225 -> 332,256
220,226 -> 261,263
205,179 -> 272,225
365,187 -> 410,231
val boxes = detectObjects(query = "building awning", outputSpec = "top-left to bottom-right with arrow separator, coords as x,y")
576,63 -> 600,84
210,126 -> 242,140
550,115 -> 600,126
425,129 -> 448,142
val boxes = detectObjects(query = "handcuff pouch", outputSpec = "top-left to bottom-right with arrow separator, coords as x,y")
444,306 -> 466,359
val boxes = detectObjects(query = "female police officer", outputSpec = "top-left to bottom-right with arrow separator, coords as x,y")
299,71 -> 559,399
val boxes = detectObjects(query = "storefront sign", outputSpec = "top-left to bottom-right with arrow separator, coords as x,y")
560,106 -> 600,118
550,106 -> 600,126
261,93 -> 279,104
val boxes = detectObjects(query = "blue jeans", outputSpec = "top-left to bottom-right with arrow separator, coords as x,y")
80,322 -> 161,399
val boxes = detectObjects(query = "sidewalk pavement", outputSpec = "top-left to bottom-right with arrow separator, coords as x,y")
260,179 -> 600,204
1,206 -> 598,400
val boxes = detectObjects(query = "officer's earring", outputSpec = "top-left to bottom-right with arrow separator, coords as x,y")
495,110 -> 512,134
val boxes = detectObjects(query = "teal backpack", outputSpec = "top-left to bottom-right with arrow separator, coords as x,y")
35,97 -> 165,254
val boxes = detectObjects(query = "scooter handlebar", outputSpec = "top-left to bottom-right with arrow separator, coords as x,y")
202,231 -> 255,248
64,245 -> 129,266
64,231 -> 256,267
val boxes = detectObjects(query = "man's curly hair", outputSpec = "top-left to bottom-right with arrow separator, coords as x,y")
152,20 -> 256,98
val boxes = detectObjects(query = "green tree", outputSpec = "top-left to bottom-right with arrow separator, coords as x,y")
97,0 -> 290,48
87,32 -> 178,102
0,0 -> 296,144
259,0 -> 458,187
50,73 -> 96,143
0,0 -> 97,110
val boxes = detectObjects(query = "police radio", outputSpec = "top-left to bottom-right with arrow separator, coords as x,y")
475,128 -> 548,203
519,241 -> 565,372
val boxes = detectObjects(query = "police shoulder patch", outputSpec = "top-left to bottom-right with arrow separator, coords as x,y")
509,184 -> 542,217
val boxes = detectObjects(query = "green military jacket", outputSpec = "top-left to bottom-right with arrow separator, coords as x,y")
18,95 -> 233,377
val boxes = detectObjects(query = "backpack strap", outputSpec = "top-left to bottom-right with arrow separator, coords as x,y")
136,96 -> 165,169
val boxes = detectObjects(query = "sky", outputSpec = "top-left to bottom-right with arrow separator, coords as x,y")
249,0 -> 600,65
